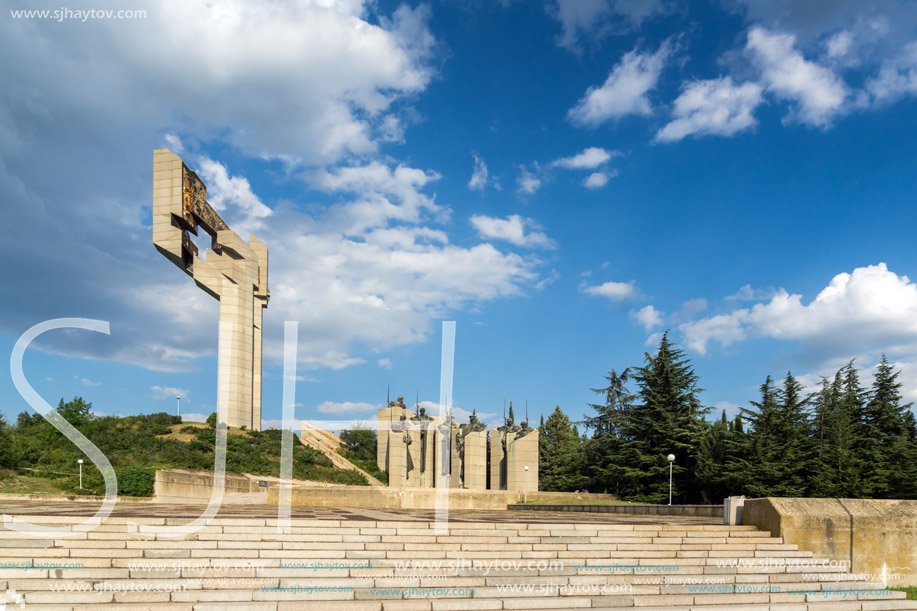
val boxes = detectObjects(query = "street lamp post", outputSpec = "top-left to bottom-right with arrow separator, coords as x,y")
176,395 -> 181,418
77,459 -> 84,490
524,465 -> 529,504
667,454 -> 675,506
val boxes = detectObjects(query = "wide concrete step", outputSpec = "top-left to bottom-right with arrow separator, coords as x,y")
1,515 -> 911,611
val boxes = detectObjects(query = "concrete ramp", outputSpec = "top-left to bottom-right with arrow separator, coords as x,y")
300,422 -> 385,486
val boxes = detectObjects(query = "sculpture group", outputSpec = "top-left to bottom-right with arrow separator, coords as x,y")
377,396 -> 538,491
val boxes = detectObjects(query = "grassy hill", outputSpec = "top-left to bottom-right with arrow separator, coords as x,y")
0,397 -> 368,496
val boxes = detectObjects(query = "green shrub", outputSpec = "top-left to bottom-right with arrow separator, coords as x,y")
117,465 -> 155,497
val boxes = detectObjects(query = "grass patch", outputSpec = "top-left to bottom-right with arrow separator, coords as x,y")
892,586 -> 917,600
0,470 -> 67,495
339,449 -> 388,485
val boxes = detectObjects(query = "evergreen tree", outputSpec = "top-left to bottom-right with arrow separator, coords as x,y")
539,406 -> 588,491
0,415 -> 13,469
696,410 -> 730,503
583,368 -> 634,494
865,356 -> 917,498
727,376 -> 784,497
615,332 -> 709,503
772,372 -> 813,496
813,364 -> 862,497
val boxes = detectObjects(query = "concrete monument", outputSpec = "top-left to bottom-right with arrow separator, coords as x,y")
152,149 -> 269,431
378,396 -> 536,491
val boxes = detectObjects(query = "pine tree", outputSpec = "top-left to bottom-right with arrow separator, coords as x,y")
727,376 -> 784,497
865,356 -> 917,498
696,410 -> 729,503
583,368 -> 634,494
616,332 -> 709,503
813,364 -> 863,497
539,406 -> 588,491
772,372 -> 813,496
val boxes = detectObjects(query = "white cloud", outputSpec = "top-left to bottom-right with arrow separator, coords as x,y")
726,284 -> 778,302
377,358 -> 393,369
746,27 -> 848,127
583,171 -> 613,188
631,305 -> 663,331
163,133 -> 184,154
471,215 -> 556,249
0,1 -> 436,165
468,152 -> 489,191
680,263 -> 917,359
180,412 -> 209,423
552,147 -> 619,169
582,280 -> 638,301
310,161 -> 444,235
316,401 -> 379,415
516,166 -> 542,195
670,298 -> 709,323
655,77 -> 764,142
81,377 -> 101,387
826,30 -> 854,59
151,386 -> 189,400
196,157 -> 273,233
550,0 -> 668,50
568,41 -> 671,127
867,40 -> 917,104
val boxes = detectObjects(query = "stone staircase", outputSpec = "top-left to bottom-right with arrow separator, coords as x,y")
0,513 -> 912,610
300,422 -> 385,487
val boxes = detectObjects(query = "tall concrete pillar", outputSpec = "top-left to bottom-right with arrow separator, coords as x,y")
152,149 -> 269,431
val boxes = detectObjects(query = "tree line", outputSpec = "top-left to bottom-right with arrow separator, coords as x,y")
539,332 -> 917,503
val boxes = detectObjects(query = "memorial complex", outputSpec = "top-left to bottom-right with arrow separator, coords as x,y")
377,395 -> 539,492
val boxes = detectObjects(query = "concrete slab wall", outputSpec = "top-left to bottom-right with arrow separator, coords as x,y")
153,469 -> 253,504
267,485 -> 619,511
744,497 -> 917,586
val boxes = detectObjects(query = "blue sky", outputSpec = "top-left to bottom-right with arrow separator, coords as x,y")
2,0 -> 917,431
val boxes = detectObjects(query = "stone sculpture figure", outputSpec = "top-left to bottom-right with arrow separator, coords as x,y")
411,407 -> 434,473
403,431 -> 414,475
152,149 -> 269,431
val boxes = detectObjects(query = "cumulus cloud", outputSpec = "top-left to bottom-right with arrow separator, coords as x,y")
550,0 -> 669,50
0,1 -> 436,165
867,40 -> 917,104
516,165 -> 543,195
582,280 -> 638,301
552,147 -> 619,169
470,215 -> 556,249
584,171 -> 614,188
655,77 -> 764,142
81,377 -> 101,387
468,152 -> 489,191
151,386 -> 189,400
631,305 -> 664,331
680,263 -> 917,360
746,27 -> 848,127
196,157 -> 272,232
568,41 -> 671,126
0,0 -> 518,378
